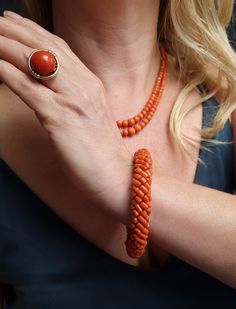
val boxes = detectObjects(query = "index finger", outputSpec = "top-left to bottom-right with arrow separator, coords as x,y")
0,14 -> 75,60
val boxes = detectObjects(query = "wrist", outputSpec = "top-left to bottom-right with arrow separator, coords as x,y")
89,151 -> 133,226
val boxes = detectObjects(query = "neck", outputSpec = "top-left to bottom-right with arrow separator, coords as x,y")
52,0 -> 161,115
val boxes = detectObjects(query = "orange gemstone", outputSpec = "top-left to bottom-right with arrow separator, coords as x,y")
139,215 -> 148,226
134,196 -> 142,204
140,201 -> 148,210
143,195 -> 150,203
141,210 -> 150,220
132,209 -> 139,217
121,129 -> 129,137
128,127 -> 136,136
116,120 -> 123,128
140,184 -> 148,194
135,204 -> 143,213
128,118 -> 135,126
30,50 -> 57,75
122,120 -> 129,128
132,178 -> 141,186
134,124 -> 141,132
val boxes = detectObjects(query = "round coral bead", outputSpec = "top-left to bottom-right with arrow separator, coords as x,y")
30,51 -> 57,75
121,129 -> 129,137
128,127 -> 136,136
128,118 -> 135,126
116,120 -> 123,128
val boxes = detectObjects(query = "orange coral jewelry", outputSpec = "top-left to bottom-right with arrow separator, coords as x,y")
125,148 -> 153,258
116,45 -> 167,137
28,49 -> 59,80
117,45 -> 168,258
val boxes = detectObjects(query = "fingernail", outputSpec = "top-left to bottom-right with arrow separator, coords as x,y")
3,10 -> 23,19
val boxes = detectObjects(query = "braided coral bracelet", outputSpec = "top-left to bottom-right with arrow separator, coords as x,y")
125,148 -> 152,258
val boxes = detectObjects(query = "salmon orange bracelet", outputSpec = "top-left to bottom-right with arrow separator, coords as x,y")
125,148 -> 153,258
116,45 -> 167,258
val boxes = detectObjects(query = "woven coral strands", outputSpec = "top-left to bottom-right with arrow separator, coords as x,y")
125,148 -> 152,258
116,46 -> 168,137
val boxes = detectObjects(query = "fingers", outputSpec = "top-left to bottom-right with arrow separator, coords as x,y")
0,15 -> 51,49
0,34 -> 32,73
0,14 -> 84,92
0,14 -> 77,61
0,59 -> 56,117
0,34 -> 66,91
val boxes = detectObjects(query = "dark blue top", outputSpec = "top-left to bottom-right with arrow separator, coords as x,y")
0,98 -> 235,308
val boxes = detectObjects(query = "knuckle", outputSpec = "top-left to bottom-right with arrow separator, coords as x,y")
21,21 -> 54,46
94,79 -> 104,91
53,35 -> 69,48
0,60 -> 8,74
35,35 -> 51,46
23,17 -> 51,36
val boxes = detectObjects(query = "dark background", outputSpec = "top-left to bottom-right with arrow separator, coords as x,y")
0,0 -> 236,48
0,0 -> 22,15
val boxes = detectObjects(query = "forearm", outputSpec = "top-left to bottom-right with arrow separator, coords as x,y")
150,176 -> 236,288
100,169 -> 236,288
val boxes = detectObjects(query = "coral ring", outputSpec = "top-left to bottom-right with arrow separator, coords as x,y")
28,49 -> 59,80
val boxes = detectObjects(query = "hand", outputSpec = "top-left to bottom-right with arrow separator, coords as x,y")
0,13 -> 133,207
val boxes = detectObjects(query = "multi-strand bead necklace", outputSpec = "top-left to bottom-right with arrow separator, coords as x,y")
117,46 -> 167,138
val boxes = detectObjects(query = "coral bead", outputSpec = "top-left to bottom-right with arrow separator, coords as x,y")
128,118 -> 135,126
134,124 -> 142,132
116,120 -> 123,128
30,51 -> 57,75
128,127 -> 136,136
121,129 -> 129,137
122,120 -> 129,128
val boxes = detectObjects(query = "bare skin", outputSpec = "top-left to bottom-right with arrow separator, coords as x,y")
0,0 -> 235,288
0,54 -> 201,269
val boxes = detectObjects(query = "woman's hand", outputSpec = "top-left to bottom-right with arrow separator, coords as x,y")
0,13 -> 133,209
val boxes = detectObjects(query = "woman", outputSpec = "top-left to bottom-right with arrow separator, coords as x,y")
0,0 -> 236,307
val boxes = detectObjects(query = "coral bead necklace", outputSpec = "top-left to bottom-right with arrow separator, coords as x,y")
116,45 -> 167,137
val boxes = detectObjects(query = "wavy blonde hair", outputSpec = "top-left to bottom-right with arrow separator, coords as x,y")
22,0 -> 236,162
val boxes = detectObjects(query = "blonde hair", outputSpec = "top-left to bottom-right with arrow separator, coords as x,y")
22,0 -> 236,162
